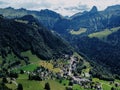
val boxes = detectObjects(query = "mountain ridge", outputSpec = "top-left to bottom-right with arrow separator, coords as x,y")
0,5 -> 120,34
1,4 -> 120,78
0,15 -> 72,61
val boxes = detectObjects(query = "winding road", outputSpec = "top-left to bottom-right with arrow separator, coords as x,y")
68,56 -> 90,83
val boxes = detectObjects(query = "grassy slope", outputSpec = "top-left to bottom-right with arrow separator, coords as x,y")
40,61 -> 61,73
5,83 -> 17,90
70,28 -> 87,35
17,79 -> 66,90
17,74 -> 66,90
5,73 -> 66,90
5,51 -> 85,90
93,78 -> 120,90
40,80 -> 66,90
73,52 -> 91,76
12,51 -> 40,72
17,79 -> 44,90
82,61 -> 91,73
88,27 -> 120,40
93,78 -> 111,90
73,84 -> 93,90
21,51 -> 41,63
116,79 -> 120,83
1,52 -> 23,70
19,51 -> 61,73
4,51 -> 120,90
56,79 -> 69,86
73,84 -> 83,90
20,64 -> 38,71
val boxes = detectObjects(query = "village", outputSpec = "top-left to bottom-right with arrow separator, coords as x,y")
1,52 -> 120,90
21,54 -> 104,90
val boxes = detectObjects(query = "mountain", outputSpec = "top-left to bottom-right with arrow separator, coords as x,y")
63,5 -> 120,77
70,5 -> 120,33
1,4 -> 120,90
0,5 -> 120,34
68,5 -> 120,76
1,5 -> 120,78
75,36 -> 120,75
60,5 -> 120,77
62,5 -> 120,78
0,15 -> 72,62
89,6 -> 98,13
0,7 -> 62,30
105,5 -> 120,12
70,11 -> 88,19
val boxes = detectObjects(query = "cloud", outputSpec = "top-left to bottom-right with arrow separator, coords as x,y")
0,0 -> 120,16
0,1 -> 8,5
0,1 -> 6,4
64,5 -> 89,12
16,1 -> 51,10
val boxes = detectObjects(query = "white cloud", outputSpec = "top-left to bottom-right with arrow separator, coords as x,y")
0,0 -> 120,16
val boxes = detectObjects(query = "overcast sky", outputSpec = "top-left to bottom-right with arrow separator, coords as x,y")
0,0 -> 120,16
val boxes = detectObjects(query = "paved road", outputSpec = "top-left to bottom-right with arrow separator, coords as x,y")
68,56 -> 74,76
68,56 -> 90,83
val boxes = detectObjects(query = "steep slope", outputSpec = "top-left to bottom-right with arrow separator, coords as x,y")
0,15 -> 72,61
70,5 -> 120,33
0,7 -> 62,30
0,5 -> 120,35
68,5 -> 120,78
72,29 -> 120,79
1,5 -> 120,79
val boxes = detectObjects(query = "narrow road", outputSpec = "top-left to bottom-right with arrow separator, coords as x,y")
68,56 -> 74,76
68,56 -> 90,83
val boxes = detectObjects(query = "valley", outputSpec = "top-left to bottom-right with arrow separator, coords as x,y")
1,51 -> 120,90
0,3 -> 120,90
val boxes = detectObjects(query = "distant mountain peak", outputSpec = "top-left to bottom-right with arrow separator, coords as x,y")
39,9 -> 62,18
18,8 -> 26,11
5,7 -> 14,10
105,5 -> 120,12
90,6 -> 98,13
40,9 -> 56,13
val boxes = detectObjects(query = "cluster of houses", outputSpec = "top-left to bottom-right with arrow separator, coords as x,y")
24,66 -> 57,80
22,54 -> 104,90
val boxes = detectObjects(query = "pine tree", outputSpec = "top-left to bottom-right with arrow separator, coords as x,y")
17,83 -> 23,90
44,82 -> 50,90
